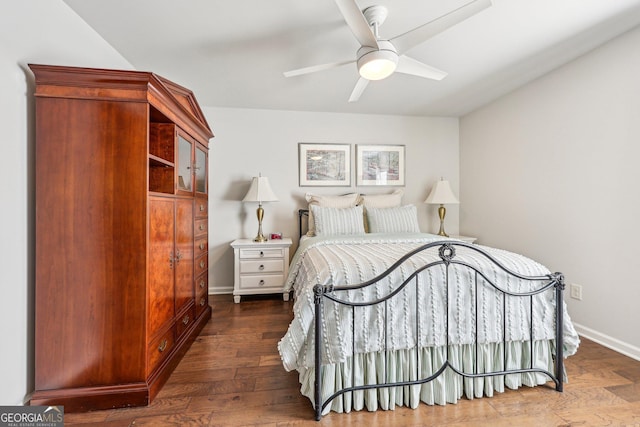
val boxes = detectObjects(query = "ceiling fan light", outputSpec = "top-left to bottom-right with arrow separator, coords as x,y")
358,49 -> 398,81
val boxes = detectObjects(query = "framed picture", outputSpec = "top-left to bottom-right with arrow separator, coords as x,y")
299,143 -> 351,186
356,144 -> 405,186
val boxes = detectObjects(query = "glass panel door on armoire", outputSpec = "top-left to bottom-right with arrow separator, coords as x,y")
195,145 -> 207,195
177,133 -> 193,193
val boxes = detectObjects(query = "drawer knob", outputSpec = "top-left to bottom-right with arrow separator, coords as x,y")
199,243 -> 205,250
259,264 -> 265,270
259,251 -> 264,257
158,339 -> 168,353
200,260 -> 205,268
259,279 -> 265,286
199,224 -> 205,231
200,204 -> 205,212
200,297 -> 206,306
199,280 -> 206,289
182,315 -> 190,325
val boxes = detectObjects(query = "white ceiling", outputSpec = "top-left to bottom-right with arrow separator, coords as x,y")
63,0 -> 640,117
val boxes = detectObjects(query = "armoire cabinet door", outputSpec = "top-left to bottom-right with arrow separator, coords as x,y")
174,198 -> 194,313
148,197 -> 176,338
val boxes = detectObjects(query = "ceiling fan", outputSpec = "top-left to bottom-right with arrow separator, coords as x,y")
284,0 -> 492,102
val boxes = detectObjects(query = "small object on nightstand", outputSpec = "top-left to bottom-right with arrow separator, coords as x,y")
230,238 -> 292,303
451,235 -> 477,244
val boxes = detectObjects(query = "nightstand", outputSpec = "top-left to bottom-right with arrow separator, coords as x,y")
230,238 -> 292,303
451,235 -> 477,244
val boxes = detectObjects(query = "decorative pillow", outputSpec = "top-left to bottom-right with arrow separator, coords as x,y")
360,189 -> 404,232
360,189 -> 404,208
310,205 -> 365,236
366,204 -> 420,233
305,192 -> 361,236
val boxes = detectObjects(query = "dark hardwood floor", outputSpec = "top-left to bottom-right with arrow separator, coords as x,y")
65,294 -> 640,426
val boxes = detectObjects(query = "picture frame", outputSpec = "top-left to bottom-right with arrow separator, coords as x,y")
356,144 -> 405,186
299,143 -> 351,186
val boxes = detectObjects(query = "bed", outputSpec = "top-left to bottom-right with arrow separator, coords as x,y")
278,199 -> 580,420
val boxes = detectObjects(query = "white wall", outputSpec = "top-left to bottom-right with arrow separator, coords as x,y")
0,0 -> 133,406
205,107 -> 459,293
460,26 -> 640,357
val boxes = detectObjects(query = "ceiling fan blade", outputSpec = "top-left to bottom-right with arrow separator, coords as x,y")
334,0 -> 379,48
396,55 -> 448,80
348,77 -> 369,102
283,59 -> 355,77
391,0 -> 492,55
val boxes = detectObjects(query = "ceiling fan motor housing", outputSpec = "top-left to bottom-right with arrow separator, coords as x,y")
357,40 -> 399,80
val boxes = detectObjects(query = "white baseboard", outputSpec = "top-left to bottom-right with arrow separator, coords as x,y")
209,286 -> 233,295
573,322 -> 640,362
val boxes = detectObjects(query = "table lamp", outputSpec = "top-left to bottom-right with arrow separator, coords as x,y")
242,174 -> 279,242
424,178 -> 459,237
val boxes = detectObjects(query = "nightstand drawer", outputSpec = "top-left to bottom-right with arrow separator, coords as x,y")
239,259 -> 284,274
239,248 -> 284,259
239,274 -> 284,290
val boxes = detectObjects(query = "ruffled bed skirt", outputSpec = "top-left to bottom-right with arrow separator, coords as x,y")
298,340 -> 561,415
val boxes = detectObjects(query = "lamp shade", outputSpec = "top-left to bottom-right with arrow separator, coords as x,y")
424,179 -> 459,205
242,176 -> 278,203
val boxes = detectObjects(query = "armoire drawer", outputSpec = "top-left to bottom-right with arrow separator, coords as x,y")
176,304 -> 196,338
148,326 -> 175,374
196,274 -> 208,294
196,290 -> 208,317
195,218 -> 208,236
195,199 -> 208,218
195,236 -> 208,256
196,254 -> 208,275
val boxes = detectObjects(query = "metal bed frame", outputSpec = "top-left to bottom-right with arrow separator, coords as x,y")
298,210 -> 566,421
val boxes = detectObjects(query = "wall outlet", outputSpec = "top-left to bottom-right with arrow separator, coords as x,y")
570,283 -> 583,300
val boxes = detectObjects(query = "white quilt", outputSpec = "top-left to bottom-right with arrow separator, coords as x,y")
278,233 -> 580,372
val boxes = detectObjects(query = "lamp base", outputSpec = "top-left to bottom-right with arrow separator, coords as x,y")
254,204 -> 267,242
437,204 -> 449,237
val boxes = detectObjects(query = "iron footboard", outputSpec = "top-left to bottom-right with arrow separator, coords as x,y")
312,241 -> 565,421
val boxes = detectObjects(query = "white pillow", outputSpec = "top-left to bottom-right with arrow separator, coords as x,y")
305,193 -> 361,236
360,189 -> 404,209
310,205 -> 365,236
366,204 -> 420,233
360,189 -> 404,232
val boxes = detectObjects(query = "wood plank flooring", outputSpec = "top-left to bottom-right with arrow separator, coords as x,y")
65,294 -> 640,426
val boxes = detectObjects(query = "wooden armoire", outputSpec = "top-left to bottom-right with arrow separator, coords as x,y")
29,64 -> 213,411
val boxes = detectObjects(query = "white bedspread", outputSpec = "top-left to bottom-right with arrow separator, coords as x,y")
278,233 -> 579,372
